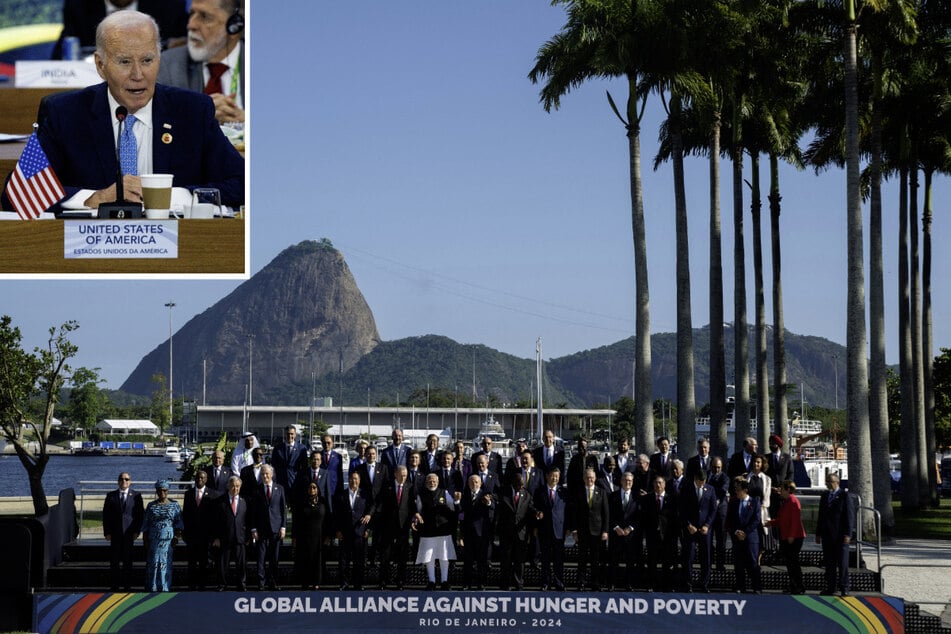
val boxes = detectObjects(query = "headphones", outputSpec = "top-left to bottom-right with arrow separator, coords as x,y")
226,6 -> 244,35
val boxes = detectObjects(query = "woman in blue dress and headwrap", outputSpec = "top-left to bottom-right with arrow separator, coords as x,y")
142,479 -> 184,591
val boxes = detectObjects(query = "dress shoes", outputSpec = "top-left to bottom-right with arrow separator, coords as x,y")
425,582 -> 436,590
439,582 -> 450,591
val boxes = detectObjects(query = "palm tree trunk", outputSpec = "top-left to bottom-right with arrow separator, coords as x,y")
898,162 -> 919,510
627,85 -> 654,457
671,95 -> 696,457
709,112 -> 728,460
750,153 -> 770,452
909,166 -> 929,506
732,95 -> 750,451
768,154 -> 788,450
844,14 -> 874,533
868,58 -> 894,532
922,169 -> 937,506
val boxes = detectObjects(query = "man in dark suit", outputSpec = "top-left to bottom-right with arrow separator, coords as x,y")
460,474 -> 496,590
52,0 -> 187,59
614,437 -> 637,475
239,447 -> 266,503
597,454 -> 620,495
727,437 -> 760,480
815,473 -> 856,596
726,478 -> 762,593
516,448 -> 544,496
679,469 -> 718,592
649,436 -> 675,480
296,451 -> 333,512
495,473 -> 535,590
102,471 -> 144,591
182,469 -> 218,590
533,429 -> 565,483
533,467 -> 568,591
3,11 -> 245,216
470,436 -> 504,480
320,434 -> 345,499
503,440 -> 529,486
608,472 -> 639,590
156,0 -> 246,123
354,445 -> 389,503
251,465 -> 286,590
566,435 -> 599,497
435,450 -> 464,496
684,438 -> 713,483
767,434 -> 794,512
376,465 -> 415,589
204,450 -> 234,495
452,440 -> 473,482
335,471 -> 373,590
270,425 -> 308,498
572,468 -> 610,591
641,475 -> 679,591
419,434 -> 442,474
471,454 -> 499,494
212,475 -> 250,591
380,428 -> 408,473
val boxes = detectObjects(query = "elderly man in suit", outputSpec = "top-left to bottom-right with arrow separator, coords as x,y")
102,471 -> 144,591
684,438 -> 713,483
460,473 -> 496,590
642,474 -> 679,592
727,437 -> 760,480
320,434 -> 345,498
533,467 -> 568,591
816,473 -> 856,596
572,467 -> 610,591
533,429 -> 565,483
608,471 -> 639,591
679,469 -> 718,592
2,10 -> 245,216
156,0 -> 246,123
182,469 -> 218,590
470,436 -> 504,480
212,476 -> 250,591
251,465 -> 286,590
335,471 -> 373,590
495,472 -> 535,590
270,425 -> 308,498
204,450 -> 234,494
377,465 -> 416,589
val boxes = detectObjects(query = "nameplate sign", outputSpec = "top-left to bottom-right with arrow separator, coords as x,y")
15,61 -> 101,88
64,220 -> 179,259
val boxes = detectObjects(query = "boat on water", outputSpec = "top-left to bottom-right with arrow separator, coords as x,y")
472,416 -> 515,458
164,446 -> 181,463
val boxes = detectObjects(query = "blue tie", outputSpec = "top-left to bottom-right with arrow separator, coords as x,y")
119,114 -> 138,176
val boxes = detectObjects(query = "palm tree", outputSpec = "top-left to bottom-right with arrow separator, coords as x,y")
529,0 -> 661,455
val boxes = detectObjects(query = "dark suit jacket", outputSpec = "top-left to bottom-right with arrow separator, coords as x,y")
609,489 -> 639,532
767,452 -> 794,486
684,454 -> 713,483
213,494 -> 249,548
460,487 -> 495,538
495,486 -> 535,542
614,453 -> 637,475
533,446 -> 565,477
471,470 -> 499,495
52,0 -> 188,59
516,467 -> 544,496
419,450 -> 442,474
380,444 -> 408,473
320,449 -> 345,497
102,488 -> 144,539
204,465 -> 234,495
649,452 -> 675,480
335,488 -> 373,539
596,471 -> 620,495
571,486 -> 610,536
295,467 -> 333,512
816,488 -> 856,542
470,450 -> 504,479
6,83 -> 245,213
270,441 -> 308,493
157,40 -> 246,104
434,467 -> 464,495
252,483 -> 287,538
182,486 -> 218,543
726,496 -> 761,546
678,483 -> 718,532
727,450 -> 756,480
239,464 -> 265,501
355,461 -> 389,503
533,485 -> 568,541
640,491 -> 678,543
377,480 -> 416,535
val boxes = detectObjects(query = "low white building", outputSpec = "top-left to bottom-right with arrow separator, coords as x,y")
95,419 -> 160,436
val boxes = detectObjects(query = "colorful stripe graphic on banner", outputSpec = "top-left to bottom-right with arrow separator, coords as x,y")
36,592 -> 178,634
792,595 -> 904,634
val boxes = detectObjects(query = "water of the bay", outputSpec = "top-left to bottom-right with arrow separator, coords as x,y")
0,454 -> 184,497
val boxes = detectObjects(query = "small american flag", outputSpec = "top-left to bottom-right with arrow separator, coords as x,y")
4,131 -> 64,220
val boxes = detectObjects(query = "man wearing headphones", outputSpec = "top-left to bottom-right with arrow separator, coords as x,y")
157,0 -> 245,123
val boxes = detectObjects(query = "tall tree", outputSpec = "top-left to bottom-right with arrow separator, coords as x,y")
0,316 -> 79,516
67,366 -> 106,435
529,0 -> 661,455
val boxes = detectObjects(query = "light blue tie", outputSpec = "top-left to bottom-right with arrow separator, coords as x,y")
119,114 -> 138,176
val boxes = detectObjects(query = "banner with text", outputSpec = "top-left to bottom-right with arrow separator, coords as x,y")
64,220 -> 178,259
34,591 -> 904,634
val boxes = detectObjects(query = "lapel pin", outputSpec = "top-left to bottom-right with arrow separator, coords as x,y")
162,132 -> 173,144
163,123 -> 172,129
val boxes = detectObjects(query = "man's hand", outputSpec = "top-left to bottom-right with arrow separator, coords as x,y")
83,175 -> 142,208
211,93 -> 245,123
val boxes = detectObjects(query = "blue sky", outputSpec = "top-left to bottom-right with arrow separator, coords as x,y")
3,1 -> 950,393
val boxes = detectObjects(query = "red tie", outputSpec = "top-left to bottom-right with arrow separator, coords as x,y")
397,484 -> 403,505
267,485 -> 272,502
549,489 -> 555,504
231,497 -> 238,515
205,62 -> 228,94
515,492 -> 520,506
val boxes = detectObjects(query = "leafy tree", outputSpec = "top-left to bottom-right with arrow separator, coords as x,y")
67,366 -> 106,434
0,316 -> 79,516
150,373 -> 170,432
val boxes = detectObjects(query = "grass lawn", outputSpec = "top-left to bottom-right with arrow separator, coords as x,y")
891,500 -> 951,540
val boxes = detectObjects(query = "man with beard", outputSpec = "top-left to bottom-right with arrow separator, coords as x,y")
157,0 -> 245,123
414,473 -> 460,590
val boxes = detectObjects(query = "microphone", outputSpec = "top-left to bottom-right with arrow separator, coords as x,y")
97,104 -> 143,219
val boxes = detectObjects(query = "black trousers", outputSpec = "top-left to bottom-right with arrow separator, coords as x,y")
780,537 -> 805,593
109,533 -> 136,590
218,541 -> 246,588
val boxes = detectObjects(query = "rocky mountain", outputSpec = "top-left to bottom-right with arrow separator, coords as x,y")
121,240 -> 846,410
120,240 -> 381,402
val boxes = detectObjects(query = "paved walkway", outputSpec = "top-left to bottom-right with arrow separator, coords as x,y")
872,538 -> 951,623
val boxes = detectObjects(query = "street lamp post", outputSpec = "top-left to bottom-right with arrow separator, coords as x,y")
164,301 -> 175,433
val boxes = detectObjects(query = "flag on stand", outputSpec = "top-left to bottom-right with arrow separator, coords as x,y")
3,131 -> 64,220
